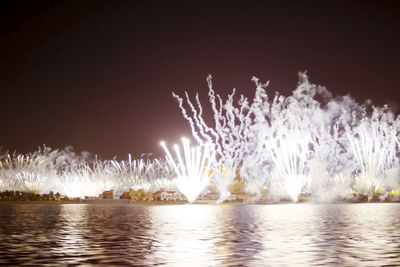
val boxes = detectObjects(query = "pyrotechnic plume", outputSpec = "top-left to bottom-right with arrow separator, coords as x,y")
0,146 -> 57,192
240,74 -> 316,201
1,72 -> 400,203
346,106 -> 400,199
109,155 -> 177,193
173,75 -> 255,201
161,138 -> 215,202
175,73 -> 400,202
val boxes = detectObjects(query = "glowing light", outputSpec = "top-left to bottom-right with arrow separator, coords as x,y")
161,138 -> 215,203
173,73 -> 400,202
1,73 -> 400,203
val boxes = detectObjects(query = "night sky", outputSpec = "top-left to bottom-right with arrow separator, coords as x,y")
1,0 -> 400,159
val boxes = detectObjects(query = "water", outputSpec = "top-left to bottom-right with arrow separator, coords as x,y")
0,203 -> 399,266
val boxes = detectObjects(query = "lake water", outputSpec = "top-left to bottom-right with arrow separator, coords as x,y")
0,203 -> 399,266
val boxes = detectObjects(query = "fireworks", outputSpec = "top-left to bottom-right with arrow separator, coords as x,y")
161,138 -> 215,202
1,73 -> 400,203
173,73 -> 400,202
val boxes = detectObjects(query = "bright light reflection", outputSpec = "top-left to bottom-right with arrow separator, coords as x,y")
148,205 -> 222,266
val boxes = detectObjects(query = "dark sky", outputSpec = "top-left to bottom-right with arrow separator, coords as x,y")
1,0 -> 400,159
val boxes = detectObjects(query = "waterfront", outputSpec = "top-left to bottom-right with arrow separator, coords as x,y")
0,203 -> 399,266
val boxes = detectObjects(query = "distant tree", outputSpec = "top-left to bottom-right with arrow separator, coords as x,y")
5,190 -> 12,200
41,194 -> 49,201
49,191 -> 54,201
14,191 -> 22,201
55,192 -> 60,201
33,194 -> 41,201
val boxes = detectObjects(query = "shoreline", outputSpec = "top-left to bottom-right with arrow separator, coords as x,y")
1,199 -> 400,205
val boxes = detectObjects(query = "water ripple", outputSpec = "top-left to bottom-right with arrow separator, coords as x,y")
0,203 -> 399,266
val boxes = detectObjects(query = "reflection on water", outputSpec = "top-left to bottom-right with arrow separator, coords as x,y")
0,203 -> 399,266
